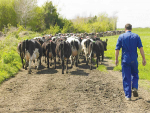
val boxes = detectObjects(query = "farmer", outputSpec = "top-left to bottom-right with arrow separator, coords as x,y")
115,23 -> 146,101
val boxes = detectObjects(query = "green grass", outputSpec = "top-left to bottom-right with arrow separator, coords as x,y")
101,28 -> 150,81
96,65 -> 107,72
139,80 -> 150,92
92,57 -> 107,72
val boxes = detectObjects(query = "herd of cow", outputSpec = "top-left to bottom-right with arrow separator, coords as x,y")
17,33 -> 108,74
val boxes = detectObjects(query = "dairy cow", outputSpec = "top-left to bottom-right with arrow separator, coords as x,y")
88,40 -> 104,70
55,40 -> 72,74
66,37 -> 81,68
20,39 -> 42,74
81,38 -> 93,65
42,40 -> 56,68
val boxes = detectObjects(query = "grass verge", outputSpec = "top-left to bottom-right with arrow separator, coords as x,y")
0,26 -> 41,84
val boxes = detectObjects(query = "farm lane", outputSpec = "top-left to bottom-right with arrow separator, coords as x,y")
0,57 -> 150,113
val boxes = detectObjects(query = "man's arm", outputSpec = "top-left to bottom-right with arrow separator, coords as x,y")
115,50 -> 120,66
139,47 -> 146,66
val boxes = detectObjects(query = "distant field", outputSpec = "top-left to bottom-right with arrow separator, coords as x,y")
101,28 -> 150,81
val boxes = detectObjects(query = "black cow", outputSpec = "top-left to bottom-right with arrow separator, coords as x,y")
20,39 -> 43,74
101,39 -> 108,51
42,40 -> 56,68
55,40 -> 72,74
88,40 -> 104,70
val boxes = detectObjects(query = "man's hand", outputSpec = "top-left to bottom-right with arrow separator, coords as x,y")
115,50 -> 120,66
140,47 -> 146,66
115,60 -> 119,66
142,59 -> 146,66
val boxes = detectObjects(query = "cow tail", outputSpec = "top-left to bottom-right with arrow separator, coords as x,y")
50,41 -> 52,54
90,42 -> 93,70
63,41 -> 65,60
89,42 -> 93,58
25,39 -> 28,54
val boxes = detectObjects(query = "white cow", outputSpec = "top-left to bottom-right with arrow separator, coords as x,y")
81,37 -> 93,65
66,36 -> 81,67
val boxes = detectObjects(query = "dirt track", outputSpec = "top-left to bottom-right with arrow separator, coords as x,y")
0,57 -> 150,113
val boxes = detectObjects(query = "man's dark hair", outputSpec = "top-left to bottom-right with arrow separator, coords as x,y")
125,23 -> 132,30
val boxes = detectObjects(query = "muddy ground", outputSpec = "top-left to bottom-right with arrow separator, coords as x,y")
0,57 -> 150,113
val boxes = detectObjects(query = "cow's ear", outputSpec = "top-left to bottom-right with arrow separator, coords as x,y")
106,39 -> 108,42
25,39 -> 28,42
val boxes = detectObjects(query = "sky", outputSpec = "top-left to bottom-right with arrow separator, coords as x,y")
37,0 -> 150,28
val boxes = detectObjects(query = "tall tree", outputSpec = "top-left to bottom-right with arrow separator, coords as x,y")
14,0 -> 37,28
43,1 -> 59,29
0,0 -> 17,30
28,6 -> 46,31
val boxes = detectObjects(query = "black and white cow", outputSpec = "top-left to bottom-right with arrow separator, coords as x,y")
42,40 -> 56,68
21,39 -> 43,74
88,40 -> 104,70
55,40 -> 72,74
81,38 -> 93,65
66,37 -> 81,68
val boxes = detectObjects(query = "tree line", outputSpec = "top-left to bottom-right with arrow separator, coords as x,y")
0,0 -> 117,34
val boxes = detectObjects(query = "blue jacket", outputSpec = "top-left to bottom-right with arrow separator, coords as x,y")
115,31 -> 143,64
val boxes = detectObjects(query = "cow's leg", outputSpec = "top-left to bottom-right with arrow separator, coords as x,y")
78,53 -> 80,64
99,56 -> 100,62
21,57 -> 24,69
47,56 -> 49,68
50,57 -> 52,66
54,57 -> 56,69
97,56 -> 99,67
102,52 -> 104,61
62,59 -> 64,74
84,55 -> 86,61
84,51 -> 86,61
33,60 -> 36,68
66,58 -> 68,73
28,59 -> 32,74
45,56 -> 46,63
25,60 -> 28,70
39,57 -> 41,65
90,56 -> 92,70
86,55 -> 88,65
58,58 -> 60,64
70,56 -> 73,68
37,57 -> 40,70
75,55 -> 78,67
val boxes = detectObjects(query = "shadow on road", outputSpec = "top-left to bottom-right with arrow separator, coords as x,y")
147,100 -> 150,103
101,57 -> 115,71
36,68 -> 58,74
70,69 -> 89,76
18,108 -> 59,113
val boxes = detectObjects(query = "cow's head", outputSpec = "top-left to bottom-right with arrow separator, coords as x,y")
103,39 -> 108,51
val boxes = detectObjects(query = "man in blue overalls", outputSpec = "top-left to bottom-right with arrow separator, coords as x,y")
115,23 -> 146,101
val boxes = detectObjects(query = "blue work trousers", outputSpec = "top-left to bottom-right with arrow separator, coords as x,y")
122,62 -> 139,98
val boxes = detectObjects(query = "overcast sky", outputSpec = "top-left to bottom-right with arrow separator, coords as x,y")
37,0 -> 150,28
